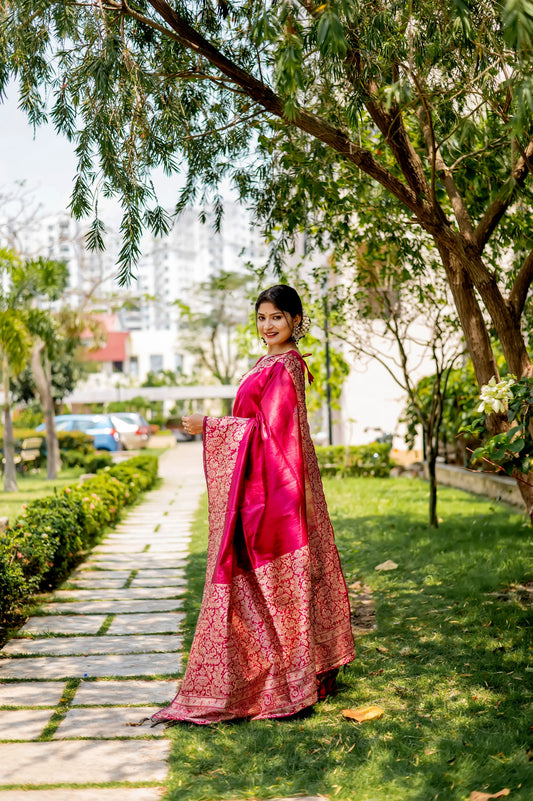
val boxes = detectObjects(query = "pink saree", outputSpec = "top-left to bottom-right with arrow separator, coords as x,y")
152,350 -> 354,724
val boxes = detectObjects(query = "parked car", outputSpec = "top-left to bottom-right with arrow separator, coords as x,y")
37,414 -> 123,452
110,413 -> 150,450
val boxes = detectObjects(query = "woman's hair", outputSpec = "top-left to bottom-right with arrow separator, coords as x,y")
255,284 -> 303,319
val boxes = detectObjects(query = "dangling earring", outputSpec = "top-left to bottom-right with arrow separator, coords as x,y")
292,311 -> 311,343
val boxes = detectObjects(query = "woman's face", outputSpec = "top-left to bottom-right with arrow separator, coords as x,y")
256,301 -> 300,352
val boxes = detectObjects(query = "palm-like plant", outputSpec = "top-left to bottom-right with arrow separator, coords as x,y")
0,250 -> 32,491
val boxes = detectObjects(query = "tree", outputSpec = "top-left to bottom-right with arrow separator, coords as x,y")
0,250 -> 33,491
18,259 -> 71,479
178,271 -> 253,412
3,2 -> 533,509
402,360 -> 481,470
338,260 -> 465,527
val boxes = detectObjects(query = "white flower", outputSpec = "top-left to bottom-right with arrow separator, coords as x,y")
477,375 -> 516,415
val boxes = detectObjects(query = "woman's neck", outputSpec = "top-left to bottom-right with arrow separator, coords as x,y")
267,343 -> 299,356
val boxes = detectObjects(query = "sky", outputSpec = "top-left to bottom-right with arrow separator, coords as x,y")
0,80 -> 186,225
0,83 -> 78,215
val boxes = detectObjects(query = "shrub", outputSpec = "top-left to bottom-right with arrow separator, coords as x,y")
14,493 -> 86,587
0,552 -> 34,628
55,430 -> 94,454
315,442 -> 392,478
0,454 -> 159,628
61,449 -> 113,472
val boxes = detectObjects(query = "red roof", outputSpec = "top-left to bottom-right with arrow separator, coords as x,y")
85,331 -> 130,362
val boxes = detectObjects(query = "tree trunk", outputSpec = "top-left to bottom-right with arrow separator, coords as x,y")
514,473 -> 533,520
436,244 -> 533,520
31,342 -> 61,479
2,353 -> 18,492
437,247 -> 500,388
425,431 -> 439,528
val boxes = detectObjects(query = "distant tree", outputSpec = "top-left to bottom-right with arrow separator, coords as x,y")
141,370 -> 181,388
0,249 -> 33,491
178,271 -> 253,412
338,259 -> 464,527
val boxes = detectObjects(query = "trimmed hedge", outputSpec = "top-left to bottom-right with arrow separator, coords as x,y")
1,428 -> 100,473
0,455 -> 159,628
315,442 -> 392,478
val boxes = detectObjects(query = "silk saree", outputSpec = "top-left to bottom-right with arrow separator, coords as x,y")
152,350 -> 354,724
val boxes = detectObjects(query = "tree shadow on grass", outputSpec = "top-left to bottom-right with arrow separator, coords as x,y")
164,492 -> 533,801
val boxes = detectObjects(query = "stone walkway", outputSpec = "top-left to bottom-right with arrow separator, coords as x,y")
0,444 -> 204,801
0,443 -> 327,801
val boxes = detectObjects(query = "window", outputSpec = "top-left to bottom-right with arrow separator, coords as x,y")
150,354 -> 164,372
112,361 -> 124,373
129,356 -> 139,376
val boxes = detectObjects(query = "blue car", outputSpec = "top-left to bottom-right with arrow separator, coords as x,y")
37,414 -> 123,452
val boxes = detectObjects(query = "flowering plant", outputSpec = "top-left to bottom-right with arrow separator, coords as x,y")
477,376 -> 516,414
461,375 -> 533,475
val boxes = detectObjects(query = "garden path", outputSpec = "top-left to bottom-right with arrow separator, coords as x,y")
0,443 -> 325,801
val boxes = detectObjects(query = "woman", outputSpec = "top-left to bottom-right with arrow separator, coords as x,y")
152,285 -> 354,725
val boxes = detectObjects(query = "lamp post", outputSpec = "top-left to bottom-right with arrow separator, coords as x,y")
322,276 -> 333,447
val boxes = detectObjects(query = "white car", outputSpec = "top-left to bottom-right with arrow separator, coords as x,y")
110,413 -> 150,450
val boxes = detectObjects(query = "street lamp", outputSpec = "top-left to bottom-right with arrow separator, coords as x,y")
322,274 -> 333,447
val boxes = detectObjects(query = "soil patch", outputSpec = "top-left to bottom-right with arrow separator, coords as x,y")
348,579 -> 377,636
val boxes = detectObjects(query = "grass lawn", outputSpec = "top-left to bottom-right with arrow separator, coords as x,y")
0,448 -> 167,523
164,477 -> 533,801
0,468 -> 87,523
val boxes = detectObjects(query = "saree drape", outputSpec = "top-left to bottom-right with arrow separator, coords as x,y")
152,350 -> 354,724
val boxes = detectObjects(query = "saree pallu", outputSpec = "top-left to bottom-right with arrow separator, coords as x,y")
152,350 -> 354,724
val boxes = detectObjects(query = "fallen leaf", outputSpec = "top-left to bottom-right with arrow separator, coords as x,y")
375,560 -> 398,571
342,705 -> 385,722
469,789 -> 510,801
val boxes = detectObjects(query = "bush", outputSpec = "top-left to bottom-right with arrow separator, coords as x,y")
315,442 -> 392,478
55,430 -> 95,454
0,454 -> 159,628
61,449 -> 113,472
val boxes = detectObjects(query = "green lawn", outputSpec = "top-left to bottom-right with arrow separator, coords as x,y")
164,478 -> 533,801
0,468 -> 87,524
0,446 -> 168,524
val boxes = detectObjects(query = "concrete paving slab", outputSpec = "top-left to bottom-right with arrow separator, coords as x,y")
0,652 -> 180,679
40,599 -> 184,615
51,586 -> 185,601
108,613 -> 184,635
20,615 -> 107,635
53,706 -> 164,738
132,567 -> 187,577
92,544 -> 155,553
66,578 -> 127,588
148,544 -> 191,553
72,679 -> 177,706
70,569 -> 132,579
129,577 -> 186,589
0,790 -> 166,801
84,558 -> 187,571
3,634 -> 182,657
0,740 -> 170,784
0,682 -> 65,707
0,709 -> 52,740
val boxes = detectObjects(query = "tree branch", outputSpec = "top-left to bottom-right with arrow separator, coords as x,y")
415,97 -> 475,240
509,247 -> 533,318
475,138 -> 533,250
101,0 -> 430,222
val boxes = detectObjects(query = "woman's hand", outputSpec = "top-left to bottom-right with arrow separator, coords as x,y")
182,414 -> 205,436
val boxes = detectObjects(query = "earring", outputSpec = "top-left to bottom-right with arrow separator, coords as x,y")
292,311 -> 311,343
